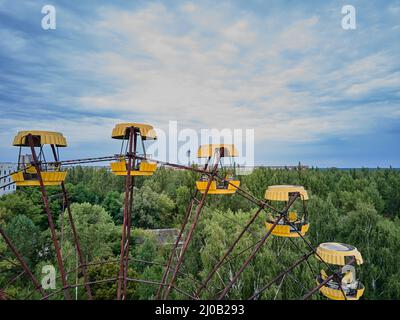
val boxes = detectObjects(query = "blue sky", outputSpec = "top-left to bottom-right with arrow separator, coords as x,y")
0,0 -> 399,167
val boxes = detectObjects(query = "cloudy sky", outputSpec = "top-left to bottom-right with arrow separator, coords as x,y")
0,0 -> 399,167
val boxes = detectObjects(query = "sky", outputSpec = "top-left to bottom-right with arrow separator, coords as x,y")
0,0 -> 399,167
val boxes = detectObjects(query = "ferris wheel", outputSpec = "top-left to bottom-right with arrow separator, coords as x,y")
0,124 -> 364,301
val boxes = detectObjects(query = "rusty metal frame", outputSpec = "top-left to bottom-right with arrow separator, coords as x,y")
249,250 -> 314,299
217,192 -> 300,300
50,145 -> 93,300
194,202 -> 267,298
27,134 -> 71,300
155,189 -> 199,299
280,217 -> 350,300
117,126 -> 136,300
0,226 -> 46,299
40,276 -> 197,300
162,155 -> 220,299
302,257 -> 355,300
2,147 -> 353,301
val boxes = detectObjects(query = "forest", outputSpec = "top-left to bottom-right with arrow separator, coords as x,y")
1,166 -> 400,300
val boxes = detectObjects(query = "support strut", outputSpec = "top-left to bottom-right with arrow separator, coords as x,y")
217,193 -> 300,300
156,189 -> 199,299
50,145 -> 92,300
249,250 -> 314,300
302,257 -> 355,300
122,173 -> 135,298
195,202 -> 266,298
27,134 -> 71,300
163,157 -> 220,299
0,226 -> 47,299
117,127 -> 136,300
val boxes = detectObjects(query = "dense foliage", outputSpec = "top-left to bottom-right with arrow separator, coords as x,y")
1,166 -> 400,300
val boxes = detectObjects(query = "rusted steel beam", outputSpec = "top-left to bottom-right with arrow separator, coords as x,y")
126,278 -> 197,300
217,193 -> 300,300
249,250 -> 314,300
2,270 -> 25,289
133,154 -> 212,175
214,173 -> 283,215
163,158 -> 219,299
136,155 -> 283,216
46,255 -> 211,297
287,224 -> 349,301
302,257 -> 355,300
121,181 -> 134,298
0,289 -> 7,300
117,127 -> 135,300
61,183 -> 93,300
195,202 -> 267,298
42,276 -> 196,300
0,226 -> 46,299
156,189 -> 199,299
51,145 -> 93,300
122,130 -> 138,299
43,154 -> 211,175
59,155 -> 118,165
27,134 -> 71,300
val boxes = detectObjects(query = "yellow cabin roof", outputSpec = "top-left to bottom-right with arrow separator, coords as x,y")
264,185 -> 309,201
13,131 -> 67,147
197,144 -> 239,158
316,242 -> 363,266
111,123 -> 156,140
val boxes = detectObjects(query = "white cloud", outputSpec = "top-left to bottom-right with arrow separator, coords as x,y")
0,116 -> 120,148
2,0 -> 400,159
74,4 -> 324,137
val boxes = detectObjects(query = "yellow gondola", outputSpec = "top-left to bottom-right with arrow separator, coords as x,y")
195,144 -> 240,195
264,185 -> 309,238
110,123 -> 157,176
11,131 -> 67,186
316,242 -> 365,300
